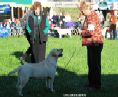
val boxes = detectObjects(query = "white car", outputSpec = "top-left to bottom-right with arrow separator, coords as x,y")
98,1 -> 109,10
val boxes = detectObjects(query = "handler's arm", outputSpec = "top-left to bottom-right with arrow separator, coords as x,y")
43,17 -> 50,35
26,23 -> 32,33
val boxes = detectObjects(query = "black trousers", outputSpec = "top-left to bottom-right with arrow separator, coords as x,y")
25,29 -> 46,63
87,44 -> 103,88
32,41 -> 46,63
110,24 -> 116,39
25,32 -> 32,55
25,32 -> 35,63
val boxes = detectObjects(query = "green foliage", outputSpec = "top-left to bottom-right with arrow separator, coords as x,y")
0,36 -> 118,97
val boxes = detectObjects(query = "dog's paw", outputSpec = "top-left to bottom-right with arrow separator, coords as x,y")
18,92 -> 23,96
19,94 -> 23,96
50,89 -> 55,93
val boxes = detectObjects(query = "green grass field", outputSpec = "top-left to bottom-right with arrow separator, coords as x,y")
0,36 -> 118,97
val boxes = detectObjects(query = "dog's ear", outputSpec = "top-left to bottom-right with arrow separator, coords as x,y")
52,51 -> 58,57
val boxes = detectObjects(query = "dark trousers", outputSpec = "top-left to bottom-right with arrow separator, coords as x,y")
25,32 -> 32,55
32,41 -> 46,63
25,29 -> 46,63
110,24 -> 116,39
87,44 -> 103,88
25,32 -> 35,63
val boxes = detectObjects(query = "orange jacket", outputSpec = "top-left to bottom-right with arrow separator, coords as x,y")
81,11 -> 104,46
110,15 -> 117,24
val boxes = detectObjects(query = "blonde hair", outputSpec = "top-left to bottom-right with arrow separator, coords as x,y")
79,0 -> 91,10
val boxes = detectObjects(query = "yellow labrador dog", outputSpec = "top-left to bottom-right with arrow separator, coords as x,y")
8,49 -> 63,96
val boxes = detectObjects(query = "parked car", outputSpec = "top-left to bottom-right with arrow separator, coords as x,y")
98,1 -> 108,10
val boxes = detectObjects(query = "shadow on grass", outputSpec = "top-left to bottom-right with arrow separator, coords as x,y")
11,51 -> 24,60
0,67 -> 118,97
11,51 -> 31,62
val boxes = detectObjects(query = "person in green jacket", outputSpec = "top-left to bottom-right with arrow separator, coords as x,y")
24,1 -> 50,63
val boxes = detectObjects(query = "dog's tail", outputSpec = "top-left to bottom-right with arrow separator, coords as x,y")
8,66 -> 21,76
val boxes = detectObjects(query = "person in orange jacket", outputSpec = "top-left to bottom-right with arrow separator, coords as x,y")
110,11 -> 117,39
79,1 -> 104,90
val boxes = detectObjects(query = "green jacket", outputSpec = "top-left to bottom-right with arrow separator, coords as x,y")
26,14 -> 50,42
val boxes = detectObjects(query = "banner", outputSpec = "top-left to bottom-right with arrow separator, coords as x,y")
0,4 -> 11,13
